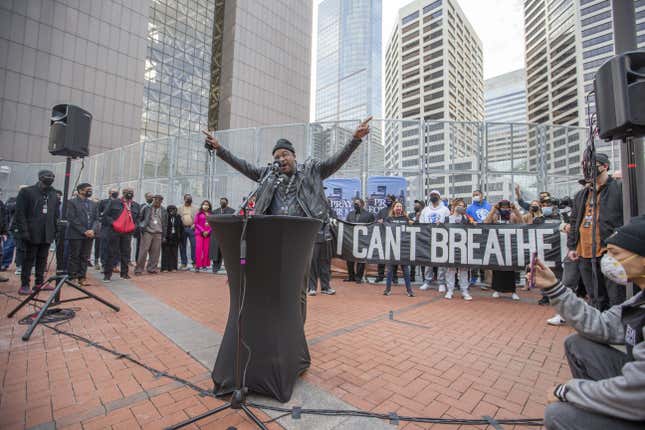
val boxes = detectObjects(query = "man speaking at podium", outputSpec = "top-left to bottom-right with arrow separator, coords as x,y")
203,117 -> 372,318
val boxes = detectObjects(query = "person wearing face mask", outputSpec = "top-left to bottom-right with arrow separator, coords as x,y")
66,183 -> 98,285
522,200 -> 543,224
210,197 -> 235,273
135,195 -> 167,275
101,188 -> 140,281
383,201 -> 415,297
345,198 -> 375,283
568,153 -> 624,311
178,194 -> 198,271
193,200 -> 212,272
14,171 -> 59,295
161,205 -> 182,272
134,192 -> 155,261
466,189 -> 492,287
530,216 -> 645,430
484,199 -> 523,301
373,194 -> 398,283
444,199 -> 475,300
420,190 -> 451,292
97,188 -> 120,273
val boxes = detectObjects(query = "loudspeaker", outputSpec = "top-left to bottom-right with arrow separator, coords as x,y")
48,104 -> 92,158
594,51 -> 645,141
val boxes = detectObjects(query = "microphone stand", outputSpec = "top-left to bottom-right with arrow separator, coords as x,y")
166,166 -> 278,430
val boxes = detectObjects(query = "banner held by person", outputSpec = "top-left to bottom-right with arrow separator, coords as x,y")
333,220 -> 563,270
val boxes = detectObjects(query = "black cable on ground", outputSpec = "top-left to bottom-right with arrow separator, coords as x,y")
18,307 -> 77,325
1,290 -> 544,427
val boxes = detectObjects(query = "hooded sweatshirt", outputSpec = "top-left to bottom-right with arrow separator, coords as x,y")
466,199 -> 491,223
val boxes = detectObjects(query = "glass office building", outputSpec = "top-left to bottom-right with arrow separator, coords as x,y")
141,0 -> 215,139
315,0 -> 382,122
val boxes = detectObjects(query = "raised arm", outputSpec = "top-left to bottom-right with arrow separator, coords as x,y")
318,117 -> 372,179
203,130 -> 265,182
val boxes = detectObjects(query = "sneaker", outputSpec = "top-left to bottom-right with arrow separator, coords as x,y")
15,267 -> 22,276
95,263 -> 102,271
179,264 -> 188,270
307,290 -> 317,296
512,293 -> 520,301
480,285 -> 489,290
438,284 -> 446,293
373,277 -> 384,283
18,285 -> 31,295
321,289 -> 336,295
103,276 -> 112,283
383,290 -> 391,296
419,283 -> 430,291
444,291 -> 453,299
37,282 -> 55,291
407,291 -> 415,297
463,293 -> 473,301
492,291 -> 500,298
547,314 -> 566,326
120,274 -> 131,280
538,296 -> 550,305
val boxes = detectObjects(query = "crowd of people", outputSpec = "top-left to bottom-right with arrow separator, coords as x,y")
0,152 -> 633,326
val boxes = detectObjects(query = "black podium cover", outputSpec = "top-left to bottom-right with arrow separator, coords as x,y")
208,214 -> 321,403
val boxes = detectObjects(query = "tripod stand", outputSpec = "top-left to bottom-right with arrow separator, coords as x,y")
166,173 -> 277,430
7,157 -> 120,341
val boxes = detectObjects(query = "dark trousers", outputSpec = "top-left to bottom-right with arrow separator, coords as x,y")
15,237 -> 25,268
104,229 -> 132,278
543,334 -> 640,430
308,241 -> 331,292
134,231 -> 141,261
212,247 -> 223,272
94,236 -> 101,264
346,261 -> 365,281
578,257 -> 624,311
68,238 -> 93,279
21,241 -> 50,287
55,237 -> 65,272
180,226 -> 196,265
161,242 -> 179,271
2,233 -> 16,268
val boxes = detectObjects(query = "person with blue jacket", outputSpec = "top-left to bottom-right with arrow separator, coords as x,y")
465,189 -> 491,223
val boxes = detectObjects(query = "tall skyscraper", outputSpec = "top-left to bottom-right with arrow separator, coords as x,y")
315,0 -> 382,122
384,0 -> 484,196
485,69 -> 527,123
523,0 -> 645,177
0,0 -> 313,163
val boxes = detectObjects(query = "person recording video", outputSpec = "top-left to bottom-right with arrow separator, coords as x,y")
14,170 -> 59,295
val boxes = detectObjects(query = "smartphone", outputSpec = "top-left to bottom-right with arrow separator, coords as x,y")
528,252 -> 538,289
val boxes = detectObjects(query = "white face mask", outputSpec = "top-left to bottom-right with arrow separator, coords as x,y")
600,253 -> 636,285
472,196 -> 480,203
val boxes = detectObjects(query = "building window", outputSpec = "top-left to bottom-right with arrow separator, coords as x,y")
423,0 -> 442,14
402,11 -> 419,25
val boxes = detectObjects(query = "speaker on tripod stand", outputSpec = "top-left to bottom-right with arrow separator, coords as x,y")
48,104 -> 92,158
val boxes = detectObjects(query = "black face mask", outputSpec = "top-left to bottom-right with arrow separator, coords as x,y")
124,192 -> 133,200
430,196 -> 439,203
169,210 -> 176,216
500,209 -> 511,219
111,192 -> 119,199
185,198 -> 192,205
146,198 -> 153,204
220,202 -> 227,208
85,190 -> 93,198
385,200 -> 393,207
354,203 -> 361,211
530,205 -> 539,212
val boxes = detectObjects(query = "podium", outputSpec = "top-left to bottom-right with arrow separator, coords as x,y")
208,214 -> 322,403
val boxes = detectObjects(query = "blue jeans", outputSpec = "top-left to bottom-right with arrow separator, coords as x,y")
180,226 -> 196,265
386,265 -> 412,293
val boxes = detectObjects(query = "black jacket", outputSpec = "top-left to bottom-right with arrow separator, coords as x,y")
376,206 -> 390,221
0,200 -> 5,236
567,177 -> 623,250
165,214 -> 183,244
4,197 -> 17,232
66,197 -> 99,240
15,183 -> 59,244
101,198 -> 141,233
216,138 -> 362,223
346,209 -> 375,224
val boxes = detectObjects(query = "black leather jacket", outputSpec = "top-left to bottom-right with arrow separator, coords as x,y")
215,138 -> 362,224
567,177 -> 623,250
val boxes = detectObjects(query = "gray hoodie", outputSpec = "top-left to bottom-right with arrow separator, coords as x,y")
543,282 -> 645,421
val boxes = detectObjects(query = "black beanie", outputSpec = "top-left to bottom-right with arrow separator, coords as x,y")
606,215 -> 645,256
272,138 -> 295,155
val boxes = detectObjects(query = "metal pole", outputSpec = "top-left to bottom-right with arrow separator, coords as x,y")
612,0 -> 644,221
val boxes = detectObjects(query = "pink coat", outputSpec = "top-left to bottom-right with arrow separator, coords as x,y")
194,211 -> 211,237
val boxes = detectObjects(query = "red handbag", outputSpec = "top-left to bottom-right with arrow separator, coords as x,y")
112,202 -> 135,234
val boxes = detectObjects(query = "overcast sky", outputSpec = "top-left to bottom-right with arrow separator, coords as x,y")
309,0 -> 526,120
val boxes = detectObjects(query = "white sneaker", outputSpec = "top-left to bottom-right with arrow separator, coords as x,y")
492,291 -> 500,298
444,291 -> 453,299
420,283 -> 430,291
438,284 -> 446,293
512,293 -> 520,301
463,293 -> 473,301
547,314 -> 566,326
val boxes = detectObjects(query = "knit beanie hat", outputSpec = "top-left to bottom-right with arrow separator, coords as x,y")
272,138 -> 295,155
606,215 -> 645,256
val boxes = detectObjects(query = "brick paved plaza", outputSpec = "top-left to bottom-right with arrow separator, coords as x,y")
0,267 -> 574,429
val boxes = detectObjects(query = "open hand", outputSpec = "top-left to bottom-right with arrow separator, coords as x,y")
202,130 -> 221,151
353,116 -> 373,140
